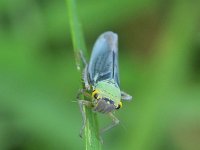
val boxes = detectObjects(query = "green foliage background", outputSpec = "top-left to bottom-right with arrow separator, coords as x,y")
0,0 -> 200,150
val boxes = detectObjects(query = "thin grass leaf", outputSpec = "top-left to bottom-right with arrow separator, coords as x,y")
66,0 -> 101,149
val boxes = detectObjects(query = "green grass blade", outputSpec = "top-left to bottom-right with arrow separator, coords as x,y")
66,0 -> 101,149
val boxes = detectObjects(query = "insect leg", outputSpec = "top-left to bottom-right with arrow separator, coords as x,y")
100,112 -> 120,134
76,89 -> 91,99
82,65 -> 90,90
121,91 -> 132,101
79,51 -> 90,90
78,100 -> 93,138
79,51 -> 87,66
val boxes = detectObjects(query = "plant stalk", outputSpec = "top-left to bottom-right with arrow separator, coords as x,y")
67,0 -> 101,149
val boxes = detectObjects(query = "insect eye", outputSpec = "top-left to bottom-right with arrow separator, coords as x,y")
92,90 -> 99,99
116,102 -> 122,109
94,93 -> 98,99
116,105 -> 121,109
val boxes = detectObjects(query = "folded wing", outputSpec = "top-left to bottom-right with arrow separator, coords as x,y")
88,31 -> 120,86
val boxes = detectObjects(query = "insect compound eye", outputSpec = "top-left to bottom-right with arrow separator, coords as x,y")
92,90 -> 100,99
94,93 -> 98,99
116,105 -> 121,109
116,102 -> 122,109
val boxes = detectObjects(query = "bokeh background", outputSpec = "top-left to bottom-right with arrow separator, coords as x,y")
0,0 -> 200,150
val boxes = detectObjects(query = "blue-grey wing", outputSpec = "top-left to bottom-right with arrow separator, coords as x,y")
88,31 -> 120,86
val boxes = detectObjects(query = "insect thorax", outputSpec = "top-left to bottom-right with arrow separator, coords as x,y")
94,79 -> 121,106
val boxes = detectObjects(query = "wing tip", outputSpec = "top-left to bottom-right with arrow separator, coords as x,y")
100,31 -> 118,51
102,31 -> 118,40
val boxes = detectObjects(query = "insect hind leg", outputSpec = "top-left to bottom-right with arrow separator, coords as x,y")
100,112 -> 120,134
79,51 -> 87,66
79,51 -> 90,90
82,65 -> 90,90
78,100 -> 93,138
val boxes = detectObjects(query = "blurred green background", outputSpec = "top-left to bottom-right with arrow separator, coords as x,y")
0,0 -> 200,150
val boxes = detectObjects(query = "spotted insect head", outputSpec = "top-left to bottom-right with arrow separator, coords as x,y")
92,83 -> 122,113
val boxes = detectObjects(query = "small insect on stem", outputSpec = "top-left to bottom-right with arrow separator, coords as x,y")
77,31 -> 132,139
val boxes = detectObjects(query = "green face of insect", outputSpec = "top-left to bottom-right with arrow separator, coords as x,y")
92,80 -> 122,110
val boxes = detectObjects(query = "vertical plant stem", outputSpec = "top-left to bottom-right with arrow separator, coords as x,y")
66,0 -> 101,149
